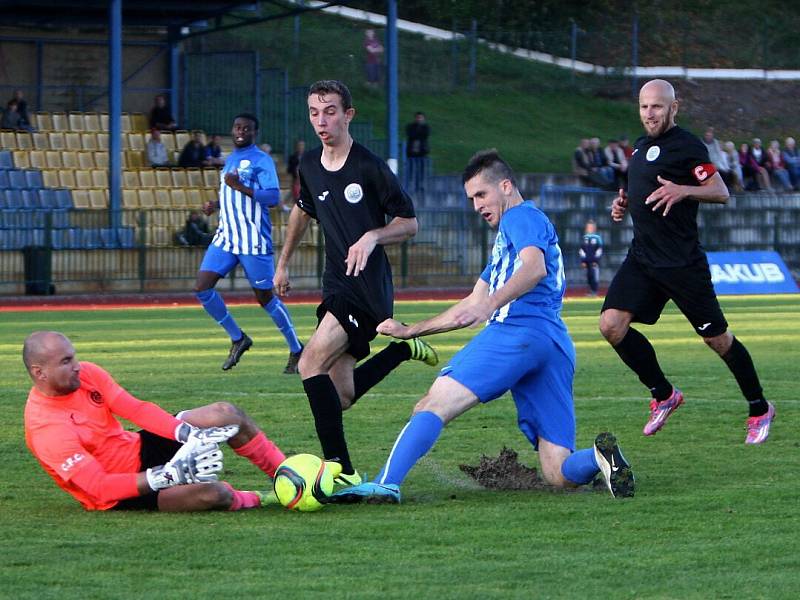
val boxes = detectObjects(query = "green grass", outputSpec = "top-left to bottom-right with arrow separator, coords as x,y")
2,296 -> 798,599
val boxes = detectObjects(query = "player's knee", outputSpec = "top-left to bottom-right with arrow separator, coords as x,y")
203,482 -> 233,509
254,288 -> 273,305
207,401 -> 244,425
540,462 -> 569,488
599,313 -> 625,344
703,332 -> 732,356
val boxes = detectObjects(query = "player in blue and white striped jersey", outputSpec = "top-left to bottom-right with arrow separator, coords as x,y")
194,113 -> 303,374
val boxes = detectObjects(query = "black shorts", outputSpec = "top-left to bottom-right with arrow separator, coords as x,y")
316,295 -> 379,361
602,254 -> 728,338
112,430 -> 182,511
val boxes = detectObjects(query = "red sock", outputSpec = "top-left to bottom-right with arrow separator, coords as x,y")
223,482 -> 262,511
233,431 -> 286,477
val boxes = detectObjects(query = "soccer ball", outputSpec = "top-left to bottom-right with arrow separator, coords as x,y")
273,454 -> 342,512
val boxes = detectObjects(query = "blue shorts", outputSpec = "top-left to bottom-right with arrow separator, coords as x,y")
440,323 -> 577,451
199,244 -> 275,290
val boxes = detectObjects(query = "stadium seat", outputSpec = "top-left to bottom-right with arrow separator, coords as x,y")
125,151 -> 144,169
48,132 -> 66,150
50,208 -> 70,228
78,151 -> 95,169
160,132 -> 176,152
138,189 -> 155,208
68,113 -> 85,132
82,228 -> 102,249
81,133 -> 98,151
9,169 -> 27,189
91,169 -> 107,188
99,113 -> 109,130
139,169 -> 156,188
117,226 -> 136,248
65,132 -> 82,150
186,188 -> 202,207
38,189 -> 57,208
203,187 -> 217,203
71,189 -> 90,209
99,227 -> 118,248
154,189 -> 171,208
4,189 -> 23,208
22,189 -> 40,209
42,169 -> 60,188
1,130 -> 18,149
0,150 -> 13,168
25,170 -> 44,188
121,114 -> 132,132
54,188 -> 73,209
28,150 -> 46,169
170,188 -> 188,208
169,169 -> 186,187
123,170 -> 140,188
16,131 -> 33,149
89,189 -> 108,209
45,150 -> 62,168
52,228 -> 80,250
51,113 -> 68,131
35,112 -> 53,131
84,113 -> 101,132
58,170 -> 76,188
94,151 -> 108,167
32,132 -> 49,149
175,130 -> 190,149
12,151 -> 30,169
75,170 -> 93,189
127,133 -> 145,151
186,168 -> 203,187
122,189 -> 139,208
97,133 -> 109,150
155,169 -> 173,188
61,151 -> 78,169
0,169 -> 10,187
203,169 -> 218,187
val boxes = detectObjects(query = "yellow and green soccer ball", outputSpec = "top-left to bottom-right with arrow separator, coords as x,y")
273,454 -> 342,512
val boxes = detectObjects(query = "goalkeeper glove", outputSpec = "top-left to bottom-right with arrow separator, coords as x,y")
145,442 -> 224,491
174,422 -> 240,446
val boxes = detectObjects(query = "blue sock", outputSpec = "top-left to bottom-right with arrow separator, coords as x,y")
560,447 -> 599,485
375,411 -> 444,486
196,289 -> 242,341
264,296 -> 302,353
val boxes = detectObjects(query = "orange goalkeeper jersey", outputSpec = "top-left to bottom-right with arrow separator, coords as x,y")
24,362 -> 182,510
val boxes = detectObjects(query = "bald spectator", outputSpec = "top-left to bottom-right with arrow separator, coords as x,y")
702,127 -> 733,189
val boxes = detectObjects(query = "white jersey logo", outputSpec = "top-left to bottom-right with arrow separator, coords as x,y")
344,183 -> 364,204
318,190 -> 329,202
646,146 -> 660,161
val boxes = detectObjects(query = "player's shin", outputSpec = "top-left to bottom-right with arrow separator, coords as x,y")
264,296 -> 302,353
303,374 -> 355,474
375,411 -> 444,486
560,448 -> 599,485
196,288 -> 242,340
233,431 -> 286,477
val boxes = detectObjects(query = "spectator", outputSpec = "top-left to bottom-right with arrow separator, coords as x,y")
283,139 -> 305,212
11,89 -> 31,127
364,29 -> 384,86
405,111 -> 430,194
578,219 -> 603,297
702,127 -> 733,189
619,135 -> 634,159
603,138 -> 628,188
588,137 -> 615,189
178,210 -> 212,247
1,99 -> 32,131
741,140 -> 771,191
149,94 -> 177,131
178,131 -> 206,168
781,137 -> 800,190
722,141 -> 744,192
765,139 -> 792,191
259,143 -> 272,155
204,134 -> 225,167
146,128 -> 171,167
573,138 -> 613,189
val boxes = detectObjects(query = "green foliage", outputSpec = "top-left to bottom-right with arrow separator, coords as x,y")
2,295 -> 798,598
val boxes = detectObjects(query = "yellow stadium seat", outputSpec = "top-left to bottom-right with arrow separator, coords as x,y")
59,170 -> 76,188
148,226 -> 171,247
154,189 -> 171,208
16,131 -> 33,149
186,188 -> 203,208
42,169 -> 60,187
91,169 -> 108,188
75,170 -> 93,189
61,151 -> 78,169
122,189 -> 140,209
159,131 -> 176,152
29,150 -> 46,169
131,113 -> 148,132
77,152 -> 95,169
138,189 -> 155,208
125,151 -> 144,169
171,169 -> 188,187
48,132 -> 65,150
51,112 -> 68,131
2,130 -> 19,149
170,188 -> 188,207
81,133 -> 98,151
186,168 -> 203,187
127,132 -> 145,151
96,133 -> 109,150
45,150 -> 62,168
89,188 -> 107,209
99,113 -> 109,131
35,112 -> 53,131
94,151 -> 109,168
203,168 -> 219,187
84,113 -> 101,131
32,132 -> 49,149
155,169 -> 173,188
175,130 -> 190,149
139,169 -> 156,188
203,187 -> 218,203
65,132 -> 82,150
71,189 -> 90,208
121,114 -> 132,132
123,170 -> 140,188
12,150 -> 30,168
68,113 -> 85,132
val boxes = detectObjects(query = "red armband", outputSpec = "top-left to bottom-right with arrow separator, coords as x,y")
692,163 -> 717,183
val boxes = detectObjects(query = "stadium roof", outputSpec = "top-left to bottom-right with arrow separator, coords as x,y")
0,1 -> 262,29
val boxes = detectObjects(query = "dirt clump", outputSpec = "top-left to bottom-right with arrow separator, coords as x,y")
459,447 -> 549,490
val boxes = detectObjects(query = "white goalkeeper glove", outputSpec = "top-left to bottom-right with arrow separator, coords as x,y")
145,442 -> 224,491
174,422 -> 240,446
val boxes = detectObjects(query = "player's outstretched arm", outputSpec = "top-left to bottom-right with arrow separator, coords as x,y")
646,172 -> 728,217
145,442 -> 224,492
275,204 -> 312,296
345,216 -> 418,276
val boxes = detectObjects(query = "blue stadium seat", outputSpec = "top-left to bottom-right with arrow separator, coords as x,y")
0,191 -> 7,209
51,209 -> 70,228
4,189 -> 23,209
99,228 -> 117,248
24,170 -> 44,189
0,150 -> 12,169
52,227 -> 81,250
117,227 -> 136,248
82,228 -> 102,249
22,189 -> 40,209
8,170 -> 27,189
39,189 -> 56,208
0,169 -> 9,188
54,188 -> 73,209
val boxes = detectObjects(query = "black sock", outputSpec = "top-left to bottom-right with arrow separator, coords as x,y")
613,328 -> 673,400
302,374 -> 353,474
721,337 -> 767,417
351,341 -> 411,403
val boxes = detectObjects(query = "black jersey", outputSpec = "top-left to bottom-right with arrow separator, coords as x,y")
297,142 -> 416,322
627,126 -> 717,267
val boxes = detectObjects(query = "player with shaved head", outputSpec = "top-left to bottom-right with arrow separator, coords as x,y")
600,79 -> 774,444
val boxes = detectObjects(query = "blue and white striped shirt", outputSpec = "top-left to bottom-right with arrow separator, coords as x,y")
211,144 -> 279,255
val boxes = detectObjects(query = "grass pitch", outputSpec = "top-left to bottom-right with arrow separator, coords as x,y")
1,295 -> 798,599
